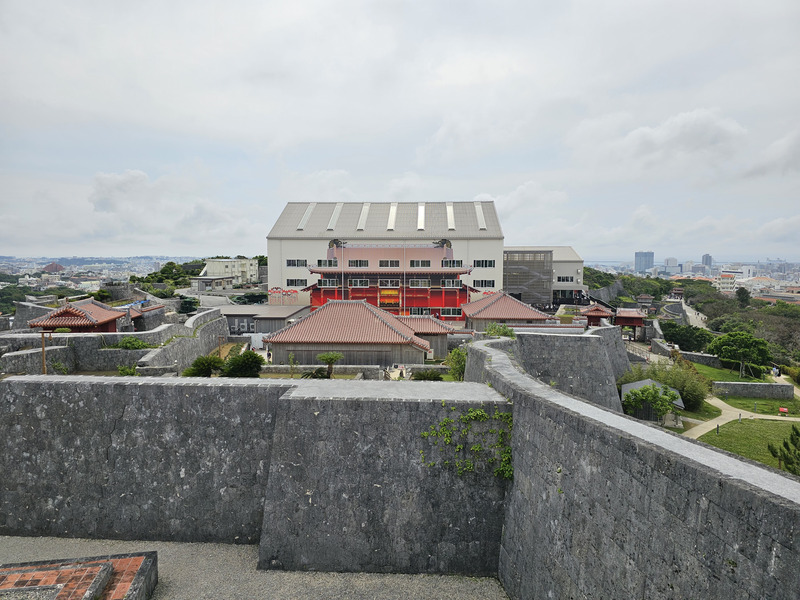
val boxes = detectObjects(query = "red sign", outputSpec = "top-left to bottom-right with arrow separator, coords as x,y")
779,407 -> 789,414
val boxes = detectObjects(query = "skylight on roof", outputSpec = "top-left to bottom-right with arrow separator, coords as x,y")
327,203 -> 343,230
474,202 -> 487,230
417,203 -> 425,230
297,203 -> 316,230
387,202 -> 397,230
446,202 -> 455,230
357,203 -> 371,230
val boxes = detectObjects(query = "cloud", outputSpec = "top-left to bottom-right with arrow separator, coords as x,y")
278,169 -> 357,204
620,109 -> 747,166
745,130 -> 800,177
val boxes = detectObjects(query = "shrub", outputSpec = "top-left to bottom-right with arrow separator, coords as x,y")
222,350 -> 265,378
301,367 -> 329,379
768,425 -> 800,475
445,347 -> 467,382
622,383 -> 679,419
183,355 -> 225,377
485,322 -> 516,338
53,328 -> 71,333
114,336 -> 153,350
411,369 -> 444,381
117,365 -> 138,376
618,359 -> 710,413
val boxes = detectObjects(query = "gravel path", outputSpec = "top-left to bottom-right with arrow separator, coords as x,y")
0,536 -> 509,600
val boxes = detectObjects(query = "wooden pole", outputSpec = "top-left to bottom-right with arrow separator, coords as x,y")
41,330 -> 47,374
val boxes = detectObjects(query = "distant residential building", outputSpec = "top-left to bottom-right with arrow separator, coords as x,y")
701,254 -> 713,268
266,202 -> 504,294
41,262 -> 65,273
663,257 -> 679,275
634,251 -> 654,273
199,258 -> 259,286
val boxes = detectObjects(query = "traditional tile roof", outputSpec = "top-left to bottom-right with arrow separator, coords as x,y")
397,315 -> 456,334
461,292 -> 550,321
28,298 -> 125,328
580,304 -> 614,317
263,300 -> 430,351
615,308 -> 647,319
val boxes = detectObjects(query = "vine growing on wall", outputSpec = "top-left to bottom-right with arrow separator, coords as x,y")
420,403 -> 513,480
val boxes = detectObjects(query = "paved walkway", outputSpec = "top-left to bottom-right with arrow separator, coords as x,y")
0,537 -> 508,600
683,395 -> 800,439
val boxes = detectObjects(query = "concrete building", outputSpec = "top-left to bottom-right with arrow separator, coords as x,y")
267,202 -> 504,295
503,246 -> 587,306
199,258 -> 259,286
634,251 -> 654,273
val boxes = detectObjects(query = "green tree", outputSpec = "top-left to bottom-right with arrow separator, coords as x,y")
659,321 -> 714,352
317,351 -> 344,378
223,350 -> 265,377
183,355 -> 225,377
92,288 -> 113,303
768,425 -> 800,475
445,347 -> 467,381
735,286 -> 751,308
583,267 -> 616,290
252,255 -> 269,266
707,331 -> 772,377
622,383 -> 679,419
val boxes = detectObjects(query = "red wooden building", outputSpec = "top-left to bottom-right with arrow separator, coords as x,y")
580,304 -> 614,327
305,242 -> 476,321
28,299 -> 129,333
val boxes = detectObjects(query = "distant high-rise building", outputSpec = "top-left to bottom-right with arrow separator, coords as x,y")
664,257 -> 679,274
701,254 -> 713,268
634,251 -> 654,273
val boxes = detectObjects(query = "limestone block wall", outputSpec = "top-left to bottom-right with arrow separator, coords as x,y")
512,331 -> 624,412
135,311 -> 229,372
712,381 -> 795,400
0,345 -> 75,375
587,325 -> 631,380
681,350 -> 723,368
259,380 -> 510,575
465,339 -> 800,600
0,376 -> 289,543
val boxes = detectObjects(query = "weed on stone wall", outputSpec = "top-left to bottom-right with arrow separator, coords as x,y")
420,402 -> 513,480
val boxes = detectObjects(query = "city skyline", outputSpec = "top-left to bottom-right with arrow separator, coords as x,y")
1,2 -> 799,262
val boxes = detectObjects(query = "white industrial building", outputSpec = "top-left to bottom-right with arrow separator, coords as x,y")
267,201 -> 505,293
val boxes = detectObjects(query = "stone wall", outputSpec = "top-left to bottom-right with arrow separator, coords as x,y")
682,350 -> 723,368
511,330 -> 624,412
712,381 -> 795,400
0,376 -> 509,576
0,376 -> 289,543
259,380 -> 509,574
588,279 -> 624,304
465,339 -> 800,600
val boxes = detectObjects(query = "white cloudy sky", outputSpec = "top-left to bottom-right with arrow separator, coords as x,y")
1,1 -> 799,263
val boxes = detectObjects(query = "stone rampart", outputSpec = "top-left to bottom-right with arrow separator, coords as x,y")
511,330 -> 624,412
712,381 -> 795,400
260,365 -> 383,380
465,339 -> 800,600
0,376 -> 289,544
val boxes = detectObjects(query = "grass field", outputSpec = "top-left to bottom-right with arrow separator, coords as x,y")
693,363 -> 764,383
719,395 -> 800,416
698,419 -> 798,470
676,400 -> 722,421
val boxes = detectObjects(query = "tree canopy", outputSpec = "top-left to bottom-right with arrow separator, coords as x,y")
706,331 -> 772,375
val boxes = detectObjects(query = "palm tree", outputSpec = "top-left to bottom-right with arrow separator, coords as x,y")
316,352 -> 344,379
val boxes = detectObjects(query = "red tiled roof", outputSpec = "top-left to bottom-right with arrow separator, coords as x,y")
28,298 -> 125,328
397,315 -> 456,334
580,305 -> 614,317
615,308 -> 647,319
263,300 -> 430,351
461,292 -> 550,321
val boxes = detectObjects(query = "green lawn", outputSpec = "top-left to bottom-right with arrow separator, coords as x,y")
699,419 -> 798,470
675,400 -> 722,421
720,395 -> 800,417
693,363 -> 764,383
